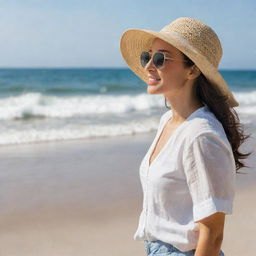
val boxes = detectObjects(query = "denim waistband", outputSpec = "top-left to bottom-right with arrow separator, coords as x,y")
144,240 -> 225,256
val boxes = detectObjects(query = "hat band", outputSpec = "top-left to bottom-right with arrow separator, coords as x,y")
160,29 -> 199,55
160,29 -> 219,69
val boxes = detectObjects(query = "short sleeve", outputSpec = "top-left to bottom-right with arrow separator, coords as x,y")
182,132 -> 236,222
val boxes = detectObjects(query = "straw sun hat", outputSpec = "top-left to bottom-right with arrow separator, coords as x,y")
120,17 -> 239,107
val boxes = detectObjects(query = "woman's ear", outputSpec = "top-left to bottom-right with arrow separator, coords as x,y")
188,65 -> 201,80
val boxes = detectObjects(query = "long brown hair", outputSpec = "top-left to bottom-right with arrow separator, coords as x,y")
165,53 -> 252,174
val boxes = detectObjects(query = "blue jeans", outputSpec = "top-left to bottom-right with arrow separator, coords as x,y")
144,240 -> 225,256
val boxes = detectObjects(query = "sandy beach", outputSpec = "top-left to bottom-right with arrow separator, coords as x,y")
0,128 -> 255,256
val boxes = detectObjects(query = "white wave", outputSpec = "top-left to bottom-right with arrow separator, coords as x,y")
237,106 -> 256,115
231,91 -> 256,116
0,118 -> 159,145
0,92 -> 164,120
0,114 -> 253,146
0,90 -> 255,121
234,90 -> 256,105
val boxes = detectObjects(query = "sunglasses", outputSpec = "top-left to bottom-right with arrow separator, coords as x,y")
140,51 -> 188,69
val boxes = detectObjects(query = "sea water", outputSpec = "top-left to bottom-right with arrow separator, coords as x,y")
0,68 -> 255,145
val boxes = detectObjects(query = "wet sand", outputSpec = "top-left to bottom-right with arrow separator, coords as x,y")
0,129 -> 255,256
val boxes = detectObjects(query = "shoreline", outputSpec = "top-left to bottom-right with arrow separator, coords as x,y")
0,129 -> 255,255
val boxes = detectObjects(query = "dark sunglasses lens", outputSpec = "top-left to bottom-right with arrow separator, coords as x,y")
153,52 -> 165,68
140,51 -> 150,67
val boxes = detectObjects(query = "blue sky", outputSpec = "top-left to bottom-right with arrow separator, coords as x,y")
0,0 -> 255,69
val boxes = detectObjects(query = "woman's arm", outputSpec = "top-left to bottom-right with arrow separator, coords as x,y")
195,212 -> 225,256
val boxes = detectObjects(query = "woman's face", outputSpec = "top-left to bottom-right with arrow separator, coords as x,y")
144,38 -> 195,96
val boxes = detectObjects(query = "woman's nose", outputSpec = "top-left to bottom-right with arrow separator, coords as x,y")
145,56 -> 156,71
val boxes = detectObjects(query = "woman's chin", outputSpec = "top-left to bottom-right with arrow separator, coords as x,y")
147,84 -> 160,93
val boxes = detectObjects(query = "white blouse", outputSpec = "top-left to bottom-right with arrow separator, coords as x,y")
133,105 -> 236,252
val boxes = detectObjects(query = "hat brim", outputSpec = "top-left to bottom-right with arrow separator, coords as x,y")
120,29 -> 239,107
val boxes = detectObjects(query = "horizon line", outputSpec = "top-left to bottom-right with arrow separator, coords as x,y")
0,66 -> 255,71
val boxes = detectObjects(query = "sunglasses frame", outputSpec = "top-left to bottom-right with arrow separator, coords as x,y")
140,51 -> 189,69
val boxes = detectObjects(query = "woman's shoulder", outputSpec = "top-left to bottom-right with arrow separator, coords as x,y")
165,105 -> 225,136
160,106 -> 230,144
184,106 -> 232,150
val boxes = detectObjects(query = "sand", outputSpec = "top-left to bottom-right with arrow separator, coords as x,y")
0,130 -> 255,256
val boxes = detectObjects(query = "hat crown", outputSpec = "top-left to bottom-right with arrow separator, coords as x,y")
160,17 -> 222,68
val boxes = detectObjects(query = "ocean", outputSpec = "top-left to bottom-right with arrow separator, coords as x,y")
0,68 -> 255,146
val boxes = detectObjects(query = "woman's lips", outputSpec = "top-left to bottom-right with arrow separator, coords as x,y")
148,77 -> 161,85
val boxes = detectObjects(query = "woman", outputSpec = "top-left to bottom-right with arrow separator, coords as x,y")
119,17 -> 252,255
